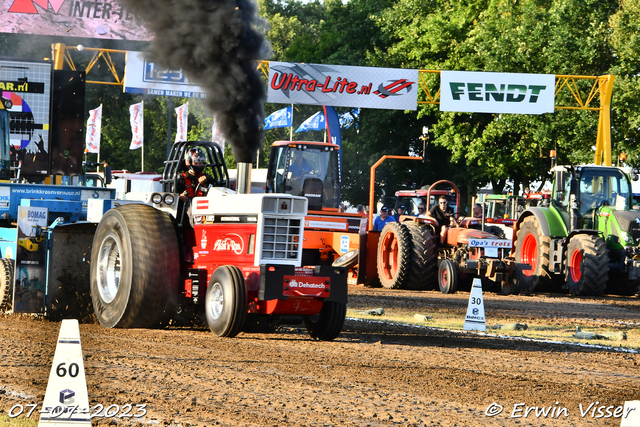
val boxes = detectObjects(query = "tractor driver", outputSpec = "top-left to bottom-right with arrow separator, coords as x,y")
289,151 -> 312,180
427,195 -> 456,244
178,147 -> 212,202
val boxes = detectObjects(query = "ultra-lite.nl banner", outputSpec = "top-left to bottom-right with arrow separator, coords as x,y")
268,62 -> 419,111
440,70 -> 555,115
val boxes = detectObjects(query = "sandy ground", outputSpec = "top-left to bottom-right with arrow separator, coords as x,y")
0,286 -> 639,427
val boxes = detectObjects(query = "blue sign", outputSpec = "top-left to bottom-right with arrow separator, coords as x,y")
340,235 -> 349,254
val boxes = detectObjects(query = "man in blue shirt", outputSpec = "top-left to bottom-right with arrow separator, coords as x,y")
373,206 -> 397,231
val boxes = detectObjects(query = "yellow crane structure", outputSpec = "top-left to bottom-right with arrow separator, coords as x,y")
51,43 -> 615,166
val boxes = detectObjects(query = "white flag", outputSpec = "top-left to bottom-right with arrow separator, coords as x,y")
212,116 -> 225,153
129,101 -> 144,150
85,104 -> 102,154
175,102 -> 188,143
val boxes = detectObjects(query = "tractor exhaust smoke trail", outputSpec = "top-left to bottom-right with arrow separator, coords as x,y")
119,0 -> 266,163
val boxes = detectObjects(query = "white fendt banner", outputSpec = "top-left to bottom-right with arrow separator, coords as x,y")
440,70 -> 555,114
268,62 -> 419,110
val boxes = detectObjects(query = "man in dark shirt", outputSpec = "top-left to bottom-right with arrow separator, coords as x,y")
427,196 -> 455,244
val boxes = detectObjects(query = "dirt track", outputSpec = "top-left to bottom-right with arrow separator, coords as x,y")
1,286 -> 639,427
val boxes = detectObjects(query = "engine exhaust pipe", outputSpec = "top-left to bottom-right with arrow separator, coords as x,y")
236,162 -> 252,194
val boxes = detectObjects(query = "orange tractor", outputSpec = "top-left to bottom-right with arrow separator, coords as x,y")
367,180 -> 521,294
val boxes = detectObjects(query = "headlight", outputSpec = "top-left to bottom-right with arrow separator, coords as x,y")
624,234 -> 635,245
163,194 -> 175,205
151,193 -> 163,204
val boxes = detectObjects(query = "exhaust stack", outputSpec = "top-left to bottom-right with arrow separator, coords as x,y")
237,162 -> 252,194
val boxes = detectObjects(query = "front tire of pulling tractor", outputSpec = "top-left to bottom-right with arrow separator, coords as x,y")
376,222 -> 412,289
565,234 -> 609,296
90,205 -> 180,329
205,265 -> 247,338
304,301 -> 347,341
0,258 -> 14,311
514,216 -> 553,293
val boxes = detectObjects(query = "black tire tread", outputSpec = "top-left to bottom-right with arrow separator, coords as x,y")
0,258 -> 14,311
438,259 -> 458,294
565,234 -> 609,296
304,301 -> 347,341
91,204 -> 180,328
404,222 -> 437,290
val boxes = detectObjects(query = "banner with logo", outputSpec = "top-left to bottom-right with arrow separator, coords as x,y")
85,104 -> 102,153
175,102 -> 188,143
0,0 -> 152,40
129,101 -> 143,150
124,51 -> 206,98
440,71 -> 555,115
268,62 -> 419,110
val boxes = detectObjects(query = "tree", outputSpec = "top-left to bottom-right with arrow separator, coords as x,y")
373,0 -> 620,194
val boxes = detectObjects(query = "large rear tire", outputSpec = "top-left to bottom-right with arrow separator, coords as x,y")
304,301 -> 347,341
376,222 -> 411,289
565,234 -> 609,296
404,222 -> 437,290
438,259 -> 458,294
90,205 -> 180,328
0,258 -> 14,311
205,265 -> 247,338
514,216 -> 553,292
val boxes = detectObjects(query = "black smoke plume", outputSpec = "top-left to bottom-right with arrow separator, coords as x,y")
120,0 -> 266,163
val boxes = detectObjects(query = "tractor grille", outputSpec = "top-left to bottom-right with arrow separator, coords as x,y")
261,217 -> 302,260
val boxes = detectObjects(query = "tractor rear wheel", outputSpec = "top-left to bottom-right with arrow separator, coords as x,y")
377,222 -> 411,289
514,216 -> 553,292
205,265 -> 247,338
404,222 -> 437,290
91,205 -> 180,328
565,234 -> 609,296
0,258 -> 14,311
304,301 -> 347,341
438,259 -> 458,294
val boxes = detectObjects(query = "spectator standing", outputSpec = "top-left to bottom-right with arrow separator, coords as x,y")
373,206 -> 397,231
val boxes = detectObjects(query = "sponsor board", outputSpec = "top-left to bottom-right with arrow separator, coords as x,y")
283,275 -> 330,297
304,219 -> 347,230
124,52 -> 207,98
1,0 -> 151,40
441,70 -> 555,115
468,239 -> 512,248
268,62 -> 418,110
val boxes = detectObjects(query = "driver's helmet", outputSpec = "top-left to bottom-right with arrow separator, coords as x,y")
185,147 -> 207,173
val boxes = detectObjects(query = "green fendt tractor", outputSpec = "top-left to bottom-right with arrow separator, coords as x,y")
514,164 -> 640,296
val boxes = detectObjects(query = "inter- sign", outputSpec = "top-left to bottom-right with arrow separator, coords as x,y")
440,71 -> 555,115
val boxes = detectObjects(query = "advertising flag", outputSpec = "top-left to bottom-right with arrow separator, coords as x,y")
295,111 -> 325,133
264,106 -> 292,130
175,102 -> 188,143
323,106 -> 342,201
129,101 -> 144,150
85,104 -> 102,154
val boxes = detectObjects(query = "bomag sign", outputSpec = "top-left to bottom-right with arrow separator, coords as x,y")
440,70 -> 555,115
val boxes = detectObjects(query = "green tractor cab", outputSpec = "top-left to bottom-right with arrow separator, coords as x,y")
514,164 -> 640,296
